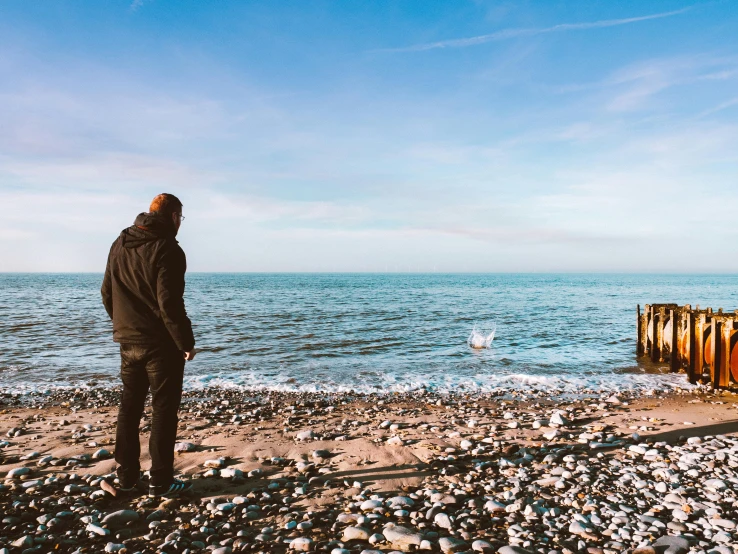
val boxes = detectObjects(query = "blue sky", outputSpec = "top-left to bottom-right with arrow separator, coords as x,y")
1,0 -> 737,271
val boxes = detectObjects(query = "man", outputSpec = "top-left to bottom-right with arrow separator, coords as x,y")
102,193 -> 196,497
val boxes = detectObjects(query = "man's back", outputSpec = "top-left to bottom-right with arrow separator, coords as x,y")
102,211 -> 194,352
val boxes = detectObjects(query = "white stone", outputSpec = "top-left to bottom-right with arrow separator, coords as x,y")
434,512 -> 452,530
484,500 -> 507,512
102,510 -> 139,527
550,411 -> 570,427
290,537 -> 313,551
705,479 -> 727,491
382,523 -> 423,548
569,520 -> 589,535
86,523 -> 110,536
543,430 -> 560,441
713,519 -> 736,530
387,496 -> 414,508
360,499 -> 384,511
6,467 -> 30,478
92,448 -> 110,459
438,537 -> 468,553
342,526 -> 371,541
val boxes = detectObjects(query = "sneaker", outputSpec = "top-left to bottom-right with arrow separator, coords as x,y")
100,478 -> 135,497
115,471 -> 144,493
149,479 -> 193,498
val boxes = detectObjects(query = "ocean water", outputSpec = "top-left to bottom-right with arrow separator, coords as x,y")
1,273 -> 737,394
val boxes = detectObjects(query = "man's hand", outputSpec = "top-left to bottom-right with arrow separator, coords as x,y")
184,350 -> 196,361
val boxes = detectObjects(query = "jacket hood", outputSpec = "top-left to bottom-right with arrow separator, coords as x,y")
121,212 -> 176,248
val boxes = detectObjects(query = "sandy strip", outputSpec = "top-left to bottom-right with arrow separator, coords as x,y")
2,387 -> 737,497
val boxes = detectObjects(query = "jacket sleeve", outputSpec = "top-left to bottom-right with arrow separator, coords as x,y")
101,244 -> 114,320
156,244 -> 195,351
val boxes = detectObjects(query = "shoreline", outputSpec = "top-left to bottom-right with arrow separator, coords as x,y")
3,386 -> 738,552
0,368 -> 698,400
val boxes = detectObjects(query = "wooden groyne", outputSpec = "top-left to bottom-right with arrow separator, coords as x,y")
637,304 -> 738,389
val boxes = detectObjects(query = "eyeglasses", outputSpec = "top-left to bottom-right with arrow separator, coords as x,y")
178,213 -> 186,222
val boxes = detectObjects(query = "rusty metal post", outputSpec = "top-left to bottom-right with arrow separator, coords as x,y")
641,312 -> 649,358
721,318 -> 734,388
732,318 -> 738,385
670,308 -> 679,373
695,313 -> 705,381
641,304 -> 650,358
649,305 -> 657,362
711,318 -> 722,390
657,306 -> 666,362
680,305 -> 691,367
636,305 -> 643,356
687,310 -> 697,383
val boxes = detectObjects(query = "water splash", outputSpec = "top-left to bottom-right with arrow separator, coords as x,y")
468,322 -> 496,349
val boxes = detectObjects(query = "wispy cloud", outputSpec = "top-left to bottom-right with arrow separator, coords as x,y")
129,0 -> 151,12
428,225 -> 633,245
0,228 -> 35,240
698,68 -> 738,81
698,97 -> 738,117
0,152 -> 214,189
377,7 -> 692,53
550,54 -> 738,112
200,194 -> 370,226
606,65 -> 675,112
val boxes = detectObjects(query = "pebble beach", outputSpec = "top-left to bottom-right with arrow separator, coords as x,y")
3,0 -> 738,550
3,383 -> 738,554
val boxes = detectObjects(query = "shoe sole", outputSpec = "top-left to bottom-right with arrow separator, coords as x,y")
149,484 -> 193,498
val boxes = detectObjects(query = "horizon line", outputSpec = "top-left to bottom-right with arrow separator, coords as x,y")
2,271 -> 738,276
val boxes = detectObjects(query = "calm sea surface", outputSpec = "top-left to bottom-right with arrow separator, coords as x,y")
1,273 -> 737,393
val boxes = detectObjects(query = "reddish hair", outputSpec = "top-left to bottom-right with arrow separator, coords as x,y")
149,193 -> 183,217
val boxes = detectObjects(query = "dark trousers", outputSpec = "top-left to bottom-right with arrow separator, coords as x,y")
116,342 -> 184,487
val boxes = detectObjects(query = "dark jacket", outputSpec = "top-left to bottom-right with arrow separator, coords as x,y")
101,212 -> 195,352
